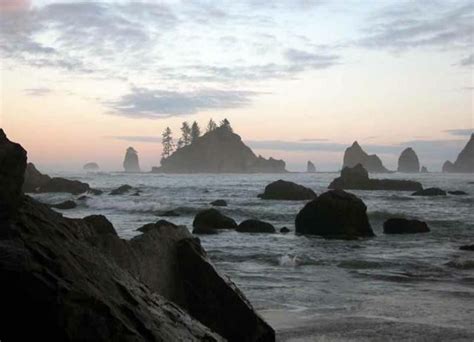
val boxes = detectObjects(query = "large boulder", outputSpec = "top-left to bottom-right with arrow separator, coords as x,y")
329,164 -> 422,191
412,187 -> 447,196
295,189 -> 374,239
442,133 -> 474,173
343,141 -> 389,173
307,161 -> 316,173
397,148 -> 420,173
0,129 -> 27,217
193,208 -> 237,234
383,218 -> 430,234
258,180 -> 317,200
237,219 -> 276,233
110,184 -> 133,195
123,147 -> 141,173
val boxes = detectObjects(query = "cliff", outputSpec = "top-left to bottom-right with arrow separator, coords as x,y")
343,141 -> 389,173
397,147 -> 420,173
442,133 -> 474,173
154,126 -> 286,173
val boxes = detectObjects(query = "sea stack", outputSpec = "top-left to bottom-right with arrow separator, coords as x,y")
83,162 -> 99,171
307,161 -> 316,173
397,148 -> 420,173
123,147 -> 141,173
343,141 -> 388,173
442,133 -> 474,173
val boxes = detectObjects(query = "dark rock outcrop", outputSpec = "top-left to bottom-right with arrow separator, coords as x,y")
295,189 -> 374,239
460,245 -> 474,251
110,184 -> 133,195
50,200 -> 77,210
397,148 -> 420,173
280,227 -> 290,233
307,161 -> 316,173
421,166 -> 429,173
83,162 -> 99,171
343,141 -> 389,173
412,187 -> 447,196
23,162 -> 50,192
329,164 -> 422,191
258,180 -> 317,200
383,218 -> 430,234
237,219 -> 276,233
153,126 -> 286,173
442,133 -> 474,173
448,190 -> 468,195
159,209 -> 181,217
123,147 -> 141,173
211,199 -> 228,207
193,208 -> 238,234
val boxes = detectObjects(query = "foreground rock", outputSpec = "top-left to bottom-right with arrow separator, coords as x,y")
307,161 -> 316,173
412,187 -> 447,196
295,189 -> 374,239
83,162 -> 99,171
193,208 -> 238,234
50,200 -> 77,210
442,133 -> 474,173
211,199 -> 227,207
280,227 -> 290,233
329,164 -> 422,191
397,148 -> 420,173
0,130 -> 275,342
153,125 -> 286,173
237,219 -> 276,233
110,184 -> 133,195
258,180 -> 317,200
383,218 -> 430,234
123,146 -> 141,172
343,141 -> 389,173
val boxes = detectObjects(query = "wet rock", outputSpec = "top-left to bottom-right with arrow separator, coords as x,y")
237,219 -> 276,233
343,141 -> 389,173
295,189 -> 374,239
412,187 -> 447,196
280,227 -> 290,233
448,190 -> 468,195
383,218 -> 430,234
83,162 -> 99,171
397,148 -> 420,173
307,161 -> 316,173
459,245 -> 474,251
211,199 -> 227,207
77,195 -> 91,201
192,209 -> 237,234
50,200 -> 77,210
329,164 -> 422,191
84,214 -> 117,235
110,184 -> 133,195
137,220 -> 178,233
160,209 -> 181,217
123,147 -> 141,173
38,177 -> 90,194
258,180 -> 317,200
88,188 -> 103,195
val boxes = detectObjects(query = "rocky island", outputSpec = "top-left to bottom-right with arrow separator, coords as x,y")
123,147 -> 141,173
343,141 -> 389,173
442,133 -> 474,173
397,147 -> 420,173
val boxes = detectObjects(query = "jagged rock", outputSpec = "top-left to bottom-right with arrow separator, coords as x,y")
50,200 -> 77,210
0,129 -> 27,217
383,218 -> 430,234
398,148 -> 420,173
307,161 -> 316,173
421,166 -> 429,173
448,190 -> 468,195
211,200 -> 227,207
442,133 -> 474,173
123,147 -> 141,173
460,245 -> 474,251
412,187 -> 447,196
295,189 -> 374,239
192,209 -> 237,234
280,227 -> 290,233
343,141 -> 389,173
329,164 -> 422,191
258,180 -> 317,200
110,184 -> 133,195
154,126 -> 286,173
23,162 -> 50,192
84,214 -> 117,235
83,162 -> 99,171
237,219 -> 276,233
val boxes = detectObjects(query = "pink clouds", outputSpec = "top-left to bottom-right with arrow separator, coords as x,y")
0,0 -> 31,11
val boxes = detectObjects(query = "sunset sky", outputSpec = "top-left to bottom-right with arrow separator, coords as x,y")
1,0 -> 473,171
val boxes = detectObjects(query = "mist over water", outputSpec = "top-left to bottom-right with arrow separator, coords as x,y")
32,172 -> 474,339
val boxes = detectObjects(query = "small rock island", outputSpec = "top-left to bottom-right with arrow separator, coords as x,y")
343,141 -> 389,173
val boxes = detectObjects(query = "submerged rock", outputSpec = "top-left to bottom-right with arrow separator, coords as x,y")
412,187 -> 447,196
160,209 -> 181,217
258,180 -> 317,200
193,208 -> 237,234
110,184 -> 133,195
448,190 -> 468,196
50,200 -> 77,210
383,218 -> 430,234
280,227 -> 290,234
442,133 -> 474,173
295,189 -> 374,239
397,148 -> 420,173
343,141 -> 389,173
460,245 -> 474,251
83,162 -> 99,171
329,164 -> 422,191
123,147 -> 141,173
307,161 -> 316,173
237,219 -> 276,233
211,199 -> 227,207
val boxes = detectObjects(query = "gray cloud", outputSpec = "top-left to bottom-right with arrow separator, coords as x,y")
23,87 -> 52,96
284,48 -> 340,70
108,87 -> 259,118
445,128 -> 474,136
459,53 -> 474,66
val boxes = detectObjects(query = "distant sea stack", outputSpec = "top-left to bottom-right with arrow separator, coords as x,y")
83,162 -> 99,171
343,141 -> 389,173
123,147 -> 141,173
154,126 -> 286,173
307,161 -> 316,173
442,133 -> 474,173
397,148 -> 420,173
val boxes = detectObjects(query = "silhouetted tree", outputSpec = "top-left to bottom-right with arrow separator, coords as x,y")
180,121 -> 192,146
206,118 -> 218,132
161,127 -> 174,159
176,138 -> 184,150
191,121 -> 201,143
220,118 -> 232,132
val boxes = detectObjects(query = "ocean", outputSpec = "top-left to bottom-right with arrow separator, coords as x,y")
31,172 -> 474,341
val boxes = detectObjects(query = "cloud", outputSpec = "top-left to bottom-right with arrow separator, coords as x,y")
284,48 -> 340,70
0,0 -> 30,12
444,128 -> 473,136
23,87 -> 51,96
108,87 -> 259,118
459,53 -> 474,66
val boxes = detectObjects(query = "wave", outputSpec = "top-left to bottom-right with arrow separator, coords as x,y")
368,210 -> 409,221
446,257 -> 474,270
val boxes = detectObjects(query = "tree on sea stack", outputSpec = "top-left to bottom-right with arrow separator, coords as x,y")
220,118 -> 232,132
180,121 -> 192,146
206,118 -> 218,132
191,121 -> 201,143
161,127 -> 174,160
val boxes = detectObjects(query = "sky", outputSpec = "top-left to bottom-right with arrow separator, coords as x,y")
0,0 -> 473,172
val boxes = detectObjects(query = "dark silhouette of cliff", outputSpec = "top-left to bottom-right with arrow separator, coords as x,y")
343,141 -> 389,173
123,147 -> 141,173
442,133 -> 474,173
397,148 -> 420,173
